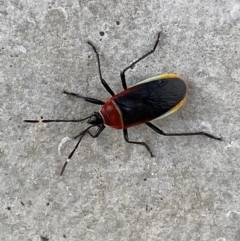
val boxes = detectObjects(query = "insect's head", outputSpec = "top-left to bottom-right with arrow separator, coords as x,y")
87,112 -> 104,125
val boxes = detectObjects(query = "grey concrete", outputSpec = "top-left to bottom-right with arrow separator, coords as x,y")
1,0 -> 240,240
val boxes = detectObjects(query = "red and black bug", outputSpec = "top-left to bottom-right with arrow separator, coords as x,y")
24,32 -> 222,175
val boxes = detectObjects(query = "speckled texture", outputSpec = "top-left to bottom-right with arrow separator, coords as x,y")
1,0 -> 240,240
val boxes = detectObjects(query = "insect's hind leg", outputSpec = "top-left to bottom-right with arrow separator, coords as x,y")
87,41 -> 115,96
146,122 -> 222,140
123,129 -> 155,157
120,32 -> 161,90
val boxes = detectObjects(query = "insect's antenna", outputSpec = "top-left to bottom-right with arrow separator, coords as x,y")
60,125 -> 95,176
24,115 -> 92,123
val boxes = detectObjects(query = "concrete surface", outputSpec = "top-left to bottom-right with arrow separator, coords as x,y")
1,0 -> 240,240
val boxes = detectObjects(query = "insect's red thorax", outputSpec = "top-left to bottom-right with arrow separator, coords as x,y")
100,99 -> 123,129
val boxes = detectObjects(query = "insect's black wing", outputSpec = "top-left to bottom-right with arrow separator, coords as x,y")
114,78 -> 186,126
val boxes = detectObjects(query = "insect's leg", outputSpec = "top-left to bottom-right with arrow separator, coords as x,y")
87,41 -> 115,96
120,32 -> 161,89
63,90 -> 104,105
123,129 -> 155,157
146,122 -> 222,141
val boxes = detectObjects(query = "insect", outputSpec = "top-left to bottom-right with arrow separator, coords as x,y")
24,32 -> 222,175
